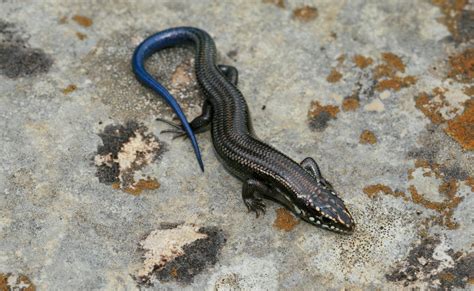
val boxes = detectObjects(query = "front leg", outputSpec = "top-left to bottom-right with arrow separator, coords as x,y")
242,178 -> 269,218
300,157 -> 322,179
300,157 -> 333,189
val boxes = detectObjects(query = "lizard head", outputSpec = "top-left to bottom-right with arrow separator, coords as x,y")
277,159 -> 355,234
296,184 -> 355,234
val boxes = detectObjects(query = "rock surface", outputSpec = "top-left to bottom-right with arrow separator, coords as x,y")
0,0 -> 472,290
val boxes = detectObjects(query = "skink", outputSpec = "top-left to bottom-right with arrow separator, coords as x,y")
132,27 -> 355,233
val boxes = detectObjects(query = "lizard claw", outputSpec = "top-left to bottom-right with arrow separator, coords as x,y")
156,117 -> 181,129
244,197 -> 266,218
157,118 -> 188,140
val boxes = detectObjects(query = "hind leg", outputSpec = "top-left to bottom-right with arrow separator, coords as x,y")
158,64 -> 239,138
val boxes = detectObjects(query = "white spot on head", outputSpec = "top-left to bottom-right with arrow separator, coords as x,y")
294,206 -> 301,214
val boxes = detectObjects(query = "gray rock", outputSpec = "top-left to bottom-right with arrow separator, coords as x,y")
1,0 -> 472,290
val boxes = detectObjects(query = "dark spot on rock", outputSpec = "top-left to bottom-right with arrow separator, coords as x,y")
96,161 -> 120,184
155,226 -> 225,284
309,111 -> 332,131
96,122 -> 139,184
439,164 -> 469,181
307,101 -> 339,132
0,20 -> 52,78
226,49 -> 238,61
137,225 -> 226,285
439,253 -> 474,290
386,237 -> 473,289
159,222 -> 185,230
407,124 -> 440,163
458,9 -> 474,41
94,121 -> 166,191
386,237 -> 440,285
0,44 -> 53,78
261,105 -> 266,110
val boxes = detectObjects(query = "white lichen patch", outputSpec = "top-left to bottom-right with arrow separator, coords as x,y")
409,167 -> 445,202
116,132 -> 160,174
136,224 -> 207,279
94,152 -> 113,167
364,98 -> 385,112
94,123 -> 161,190
438,87 -> 470,121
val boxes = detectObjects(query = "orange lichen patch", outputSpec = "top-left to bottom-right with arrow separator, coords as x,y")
414,159 -> 444,180
61,84 -> 77,94
373,64 -> 395,79
365,159 -> 466,230
0,273 -> 35,291
414,91 -> 449,124
262,0 -> 285,8
445,99 -> 474,150
463,86 -> 474,96
292,6 -> 318,22
466,177 -> 474,192
308,101 -> 340,131
342,95 -> 360,111
353,54 -> 374,69
0,273 -> 6,291
308,101 -> 339,118
381,52 -> 405,73
363,184 -> 393,198
439,272 -> 456,283
76,32 -> 87,40
72,15 -> 93,27
111,182 -> 121,190
359,130 -> 377,144
169,267 -> 178,278
368,52 -> 416,92
375,76 -> 416,92
113,178 -> 160,195
326,68 -> 343,83
431,0 -> 468,41
409,181 -> 462,229
273,208 -> 299,231
447,48 -> 474,83
362,184 -> 406,200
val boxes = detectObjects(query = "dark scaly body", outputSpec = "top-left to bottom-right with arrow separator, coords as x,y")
133,27 -> 355,234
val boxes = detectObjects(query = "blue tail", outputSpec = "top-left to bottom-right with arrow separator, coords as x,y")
132,28 -> 204,171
